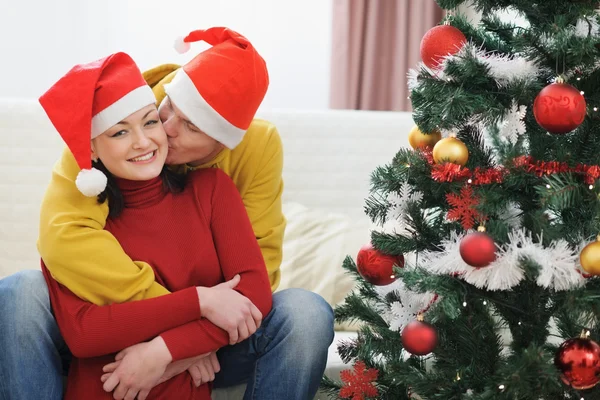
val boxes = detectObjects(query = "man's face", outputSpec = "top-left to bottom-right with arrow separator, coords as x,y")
158,96 -> 224,166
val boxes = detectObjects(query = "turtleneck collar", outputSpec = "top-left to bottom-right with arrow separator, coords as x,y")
115,176 -> 165,208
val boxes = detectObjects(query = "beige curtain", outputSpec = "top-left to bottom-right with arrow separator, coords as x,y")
330,0 -> 444,111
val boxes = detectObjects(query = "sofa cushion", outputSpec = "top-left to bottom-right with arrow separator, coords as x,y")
278,202 -> 369,330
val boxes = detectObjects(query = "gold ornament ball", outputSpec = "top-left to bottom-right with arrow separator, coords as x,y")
408,125 -> 442,149
580,238 -> 600,275
432,137 -> 469,166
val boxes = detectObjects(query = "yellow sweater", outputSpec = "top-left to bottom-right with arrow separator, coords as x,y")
37,64 -> 285,305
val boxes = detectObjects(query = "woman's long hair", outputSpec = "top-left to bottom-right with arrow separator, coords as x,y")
92,160 -> 186,218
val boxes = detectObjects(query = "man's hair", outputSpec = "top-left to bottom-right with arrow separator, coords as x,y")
92,160 -> 186,218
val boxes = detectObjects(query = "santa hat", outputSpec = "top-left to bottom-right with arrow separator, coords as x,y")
166,27 -> 269,149
39,52 -> 156,197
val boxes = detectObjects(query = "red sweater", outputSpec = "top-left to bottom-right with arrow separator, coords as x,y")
42,168 -> 272,400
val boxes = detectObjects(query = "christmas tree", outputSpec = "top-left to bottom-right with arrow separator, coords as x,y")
322,1 -> 600,399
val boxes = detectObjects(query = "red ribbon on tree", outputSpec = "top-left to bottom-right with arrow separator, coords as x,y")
431,163 -> 472,182
422,149 -> 506,185
512,156 -> 600,184
472,167 -> 506,185
417,150 -> 600,185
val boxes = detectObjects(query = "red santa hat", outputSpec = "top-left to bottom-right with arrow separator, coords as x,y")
39,52 -> 156,197
167,27 -> 269,149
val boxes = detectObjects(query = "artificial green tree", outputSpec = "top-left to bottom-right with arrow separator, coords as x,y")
322,1 -> 600,399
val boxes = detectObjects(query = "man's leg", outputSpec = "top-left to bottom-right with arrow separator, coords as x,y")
0,270 -> 70,400
213,288 -> 335,400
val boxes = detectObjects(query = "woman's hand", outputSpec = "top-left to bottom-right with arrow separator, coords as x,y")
154,353 -> 210,385
187,352 -> 221,387
197,274 -> 263,344
100,337 -> 172,400
103,353 -> 214,394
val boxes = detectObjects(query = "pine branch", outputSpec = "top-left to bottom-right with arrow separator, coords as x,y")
320,376 -> 343,399
334,292 -> 387,328
535,173 -> 583,210
364,192 -> 389,226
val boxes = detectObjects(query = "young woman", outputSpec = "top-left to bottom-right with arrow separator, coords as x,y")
38,52 -> 272,400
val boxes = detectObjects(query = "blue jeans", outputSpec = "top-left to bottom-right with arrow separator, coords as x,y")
0,270 -> 334,400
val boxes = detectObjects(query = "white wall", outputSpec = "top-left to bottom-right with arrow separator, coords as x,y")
458,2 -> 482,24
0,0 -> 333,110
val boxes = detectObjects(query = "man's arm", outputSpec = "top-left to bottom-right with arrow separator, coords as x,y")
241,123 -> 286,291
37,148 -> 170,305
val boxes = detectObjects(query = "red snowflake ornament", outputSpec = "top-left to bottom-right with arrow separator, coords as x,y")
339,361 -> 379,400
446,186 -> 485,230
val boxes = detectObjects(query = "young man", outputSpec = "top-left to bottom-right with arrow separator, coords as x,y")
0,27 -> 334,400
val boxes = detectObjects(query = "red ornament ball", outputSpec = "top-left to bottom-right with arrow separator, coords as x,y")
459,231 -> 497,268
401,320 -> 438,356
533,82 -> 587,134
555,337 -> 600,390
356,243 -> 403,286
420,25 -> 467,69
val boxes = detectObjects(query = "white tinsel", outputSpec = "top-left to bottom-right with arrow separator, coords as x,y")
408,42 -> 545,96
420,231 -> 473,276
441,44 -> 544,87
461,234 -> 525,291
574,17 -> 600,38
534,239 -> 585,291
420,229 -> 586,291
387,183 -> 423,221
375,278 -> 437,332
499,202 -> 523,230
498,101 -> 527,143
407,68 -> 420,91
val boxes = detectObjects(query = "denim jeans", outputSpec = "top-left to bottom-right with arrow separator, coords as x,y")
0,270 -> 334,400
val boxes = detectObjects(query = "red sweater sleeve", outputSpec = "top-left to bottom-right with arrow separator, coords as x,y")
160,170 -> 273,361
41,263 -> 201,358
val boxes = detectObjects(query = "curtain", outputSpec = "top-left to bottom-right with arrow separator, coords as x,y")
330,0 -> 444,111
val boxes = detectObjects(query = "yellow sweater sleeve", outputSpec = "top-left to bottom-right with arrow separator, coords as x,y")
243,126 -> 286,291
37,148 -> 170,305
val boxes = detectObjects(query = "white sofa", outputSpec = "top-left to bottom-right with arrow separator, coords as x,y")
0,99 -> 413,399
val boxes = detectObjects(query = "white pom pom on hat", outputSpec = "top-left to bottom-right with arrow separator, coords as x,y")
76,168 -> 108,197
174,37 -> 191,54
